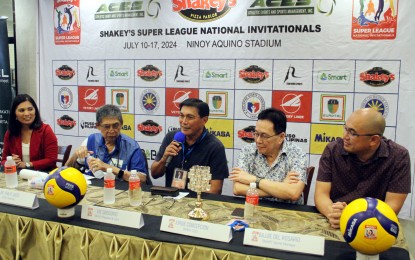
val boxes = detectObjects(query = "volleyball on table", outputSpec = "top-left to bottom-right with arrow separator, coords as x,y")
43,167 -> 87,209
340,197 -> 399,255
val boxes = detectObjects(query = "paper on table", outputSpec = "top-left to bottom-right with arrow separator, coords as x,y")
164,192 -> 189,200
83,175 -> 95,180
19,169 -> 49,180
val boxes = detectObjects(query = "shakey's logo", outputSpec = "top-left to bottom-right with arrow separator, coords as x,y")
239,65 -> 269,84
172,0 -> 237,22
137,65 -> 163,81
137,120 -> 163,136
360,67 -> 395,87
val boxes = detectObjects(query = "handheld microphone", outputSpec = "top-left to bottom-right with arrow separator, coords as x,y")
165,131 -> 186,167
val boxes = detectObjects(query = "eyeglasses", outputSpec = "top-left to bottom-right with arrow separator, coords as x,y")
253,131 -> 279,140
343,126 -> 381,138
179,114 -> 199,121
100,122 -> 121,131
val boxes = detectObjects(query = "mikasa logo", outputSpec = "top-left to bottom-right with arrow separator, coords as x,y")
347,218 -> 358,237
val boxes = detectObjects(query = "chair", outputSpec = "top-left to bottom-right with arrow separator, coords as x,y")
57,145 -> 72,166
303,166 -> 315,205
141,149 -> 153,186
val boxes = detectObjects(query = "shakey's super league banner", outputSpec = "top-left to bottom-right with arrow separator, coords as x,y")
38,1 -> 415,218
0,17 -> 13,158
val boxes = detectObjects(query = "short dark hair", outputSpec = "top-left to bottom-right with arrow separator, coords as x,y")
8,94 -> 43,137
96,104 -> 123,124
179,98 -> 209,118
257,108 -> 287,134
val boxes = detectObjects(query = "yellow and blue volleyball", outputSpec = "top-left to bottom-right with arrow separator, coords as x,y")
340,197 -> 399,255
43,167 -> 87,209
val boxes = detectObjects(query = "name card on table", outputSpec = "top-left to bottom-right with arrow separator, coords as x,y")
81,205 -> 144,229
0,188 -> 39,209
160,215 -> 232,243
243,228 -> 325,256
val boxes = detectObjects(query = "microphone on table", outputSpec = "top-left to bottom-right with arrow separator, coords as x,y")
165,131 -> 186,167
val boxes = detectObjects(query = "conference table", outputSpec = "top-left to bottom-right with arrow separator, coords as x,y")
0,175 -> 410,260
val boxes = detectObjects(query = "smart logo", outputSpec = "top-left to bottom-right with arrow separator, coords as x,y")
108,68 -> 131,80
202,69 -> 231,82
317,71 -> 351,84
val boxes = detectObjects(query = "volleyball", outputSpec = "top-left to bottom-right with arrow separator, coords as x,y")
340,197 -> 399,255
43,167 -> 87,209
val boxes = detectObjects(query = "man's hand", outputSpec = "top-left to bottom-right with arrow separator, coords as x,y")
283,171 -> 300,184
87,157 -> 109,172
75,146 -> 91,160
229,167 -> 256,184
161,141 -> 182,162
327,202 -> 347,229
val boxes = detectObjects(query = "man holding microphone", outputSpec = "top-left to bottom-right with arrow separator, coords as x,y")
151,98 -> 229,194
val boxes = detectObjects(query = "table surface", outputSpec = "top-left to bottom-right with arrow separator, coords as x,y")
0,174 -> 410,260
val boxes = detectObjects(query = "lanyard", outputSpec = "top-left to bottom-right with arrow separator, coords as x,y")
101,142 -> 122,167
180,130 -> 208,168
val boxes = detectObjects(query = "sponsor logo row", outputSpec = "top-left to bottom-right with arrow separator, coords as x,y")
54,113 -> 395,155
55,86 -> 397,125
56,1 -> 397,43
53,60 -> 399,92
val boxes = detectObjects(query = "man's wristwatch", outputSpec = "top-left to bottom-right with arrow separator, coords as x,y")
255,177 -> 263,188
117,169 -> 125,179
26,162 -> 31,169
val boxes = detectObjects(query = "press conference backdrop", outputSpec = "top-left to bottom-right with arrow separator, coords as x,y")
0,17 -> 13,158
38,1 -> 415,218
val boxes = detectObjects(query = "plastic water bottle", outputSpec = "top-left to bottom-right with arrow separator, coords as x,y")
129,170 -> 142,206
244,182 -> 259,223
4,156 -> 18,188
103,168 -> 115,204
87,155 -> 104,179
